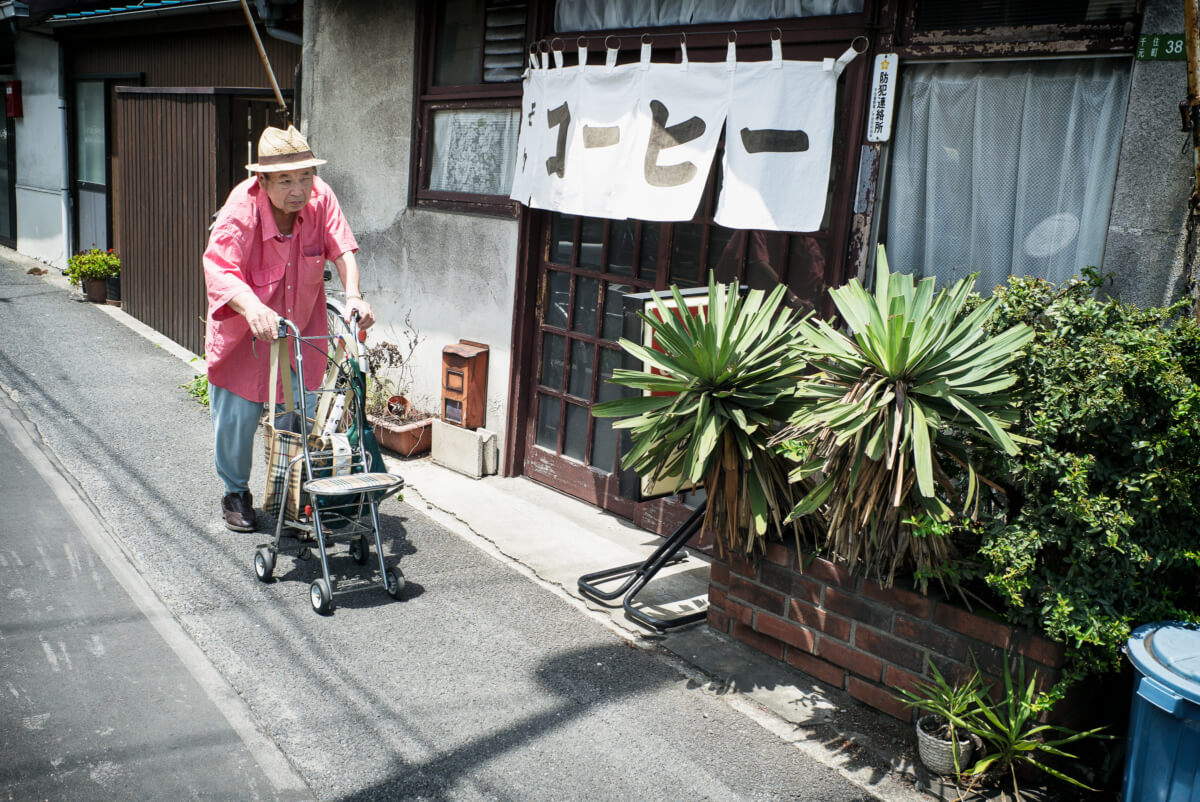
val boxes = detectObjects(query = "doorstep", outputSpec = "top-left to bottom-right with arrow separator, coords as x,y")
384,455 -> 929,801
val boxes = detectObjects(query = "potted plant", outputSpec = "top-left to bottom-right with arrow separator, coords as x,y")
894,659 -> 983,777
364,316 -> 432,457
592,275 -> 809,558
898,656 -> 1111,798
65,248 -> 121,304
953,656 -> 1111,800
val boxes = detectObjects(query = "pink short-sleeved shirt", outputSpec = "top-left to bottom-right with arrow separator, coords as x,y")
203,175 -> 357,403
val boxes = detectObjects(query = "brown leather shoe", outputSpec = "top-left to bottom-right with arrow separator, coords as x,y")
221,491 -> 256,532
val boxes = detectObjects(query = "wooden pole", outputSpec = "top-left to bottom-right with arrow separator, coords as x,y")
239,0 -> 288,119
1185,0 -> 1200,317
1185,0 -> 1200,208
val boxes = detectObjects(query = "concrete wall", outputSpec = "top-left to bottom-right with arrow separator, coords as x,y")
15,35 -> 69,269
302,0 -> 519,454
1103,0 -> 1194,307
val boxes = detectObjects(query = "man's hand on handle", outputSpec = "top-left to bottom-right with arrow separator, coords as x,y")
344,296 -> 374,330
230,292 -> 282,342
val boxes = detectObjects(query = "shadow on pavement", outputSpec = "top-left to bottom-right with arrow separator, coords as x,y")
333,642 -> 676,802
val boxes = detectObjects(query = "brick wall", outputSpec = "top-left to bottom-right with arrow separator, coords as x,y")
707,543 -> 1066,721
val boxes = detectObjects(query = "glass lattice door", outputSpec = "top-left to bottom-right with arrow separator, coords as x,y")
522,203 -> 838,531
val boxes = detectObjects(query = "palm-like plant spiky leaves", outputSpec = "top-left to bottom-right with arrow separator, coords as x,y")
774,245 -> 1033,588
593,275 -> 808,558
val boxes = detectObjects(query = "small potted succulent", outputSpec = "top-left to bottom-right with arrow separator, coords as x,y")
65,248 -> 121,304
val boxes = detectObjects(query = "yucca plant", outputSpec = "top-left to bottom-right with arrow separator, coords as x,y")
592,275 -> 808,558
957,656 -> 1111,800
775,245 -> 1033,588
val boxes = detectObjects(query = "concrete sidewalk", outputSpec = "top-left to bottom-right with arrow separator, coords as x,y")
393,458 -> 927,793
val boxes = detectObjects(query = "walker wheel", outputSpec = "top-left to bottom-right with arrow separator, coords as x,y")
254,547 -> 275,581
350,534 -> 369,565
310,578 -> 333,614
387,565 -> 406,600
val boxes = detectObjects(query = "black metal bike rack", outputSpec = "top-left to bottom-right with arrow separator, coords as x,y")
578,501 -> 709,631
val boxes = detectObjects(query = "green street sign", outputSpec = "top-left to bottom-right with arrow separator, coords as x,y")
1137,34 -> 1185,61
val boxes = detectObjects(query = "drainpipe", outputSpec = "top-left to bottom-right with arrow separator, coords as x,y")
58,39 -> 71,267
1185,0 -> 1200,316
264,25 -> 300,46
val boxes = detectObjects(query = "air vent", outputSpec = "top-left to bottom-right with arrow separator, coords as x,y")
484,1 -> 527,83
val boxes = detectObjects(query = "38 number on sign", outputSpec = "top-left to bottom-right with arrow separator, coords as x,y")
1136,34 -> 1186,61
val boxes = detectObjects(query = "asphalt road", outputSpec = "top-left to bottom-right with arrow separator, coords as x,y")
0,256 -> 880,801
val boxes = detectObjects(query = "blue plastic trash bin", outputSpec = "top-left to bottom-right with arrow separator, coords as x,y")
1123,621 -> 1200,802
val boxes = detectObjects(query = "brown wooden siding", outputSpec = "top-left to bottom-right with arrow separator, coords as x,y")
113,89 -> 218,356
66,18 -> 298,89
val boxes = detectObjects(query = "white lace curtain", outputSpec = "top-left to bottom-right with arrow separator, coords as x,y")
428,109 -> 521,196
885,58 -> 1131,293
555,0 -> 863,32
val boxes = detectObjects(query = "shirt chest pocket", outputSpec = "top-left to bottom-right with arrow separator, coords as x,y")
247,261 -> 286,298
301,248 -> 326,286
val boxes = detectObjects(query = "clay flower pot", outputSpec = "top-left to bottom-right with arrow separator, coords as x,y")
369,413 -> 432,457
386,395 -> 409,419
83,277 -> 108,303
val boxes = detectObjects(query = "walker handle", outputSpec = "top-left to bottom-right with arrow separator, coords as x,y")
346,311 -> 367,372
277,317 -> 300,339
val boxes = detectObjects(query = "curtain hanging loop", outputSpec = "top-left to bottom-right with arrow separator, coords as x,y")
771,27 -> 782,42
604,34 -> 620,50
851,35 -> 869,54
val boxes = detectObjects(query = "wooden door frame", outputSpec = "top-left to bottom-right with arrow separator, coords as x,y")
0,116 -> 15,249
503,14 -> 877,534
67,72 -> 144,255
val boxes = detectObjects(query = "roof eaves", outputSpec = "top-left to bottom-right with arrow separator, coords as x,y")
47,0 -> 237,25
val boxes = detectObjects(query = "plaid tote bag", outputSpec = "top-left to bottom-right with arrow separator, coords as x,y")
262,338 -> 336,521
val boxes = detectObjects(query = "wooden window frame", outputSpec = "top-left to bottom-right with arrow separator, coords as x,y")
411,2 -> 547,218
887,0 -> 1139,57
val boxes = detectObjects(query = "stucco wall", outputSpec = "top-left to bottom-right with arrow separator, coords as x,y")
1103,0 -> 1194,307
15,35 -> 69,268
302,0 -> 519,454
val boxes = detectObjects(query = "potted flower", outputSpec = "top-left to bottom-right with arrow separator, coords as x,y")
363,316 -> 433,457
65,248 -> 120,304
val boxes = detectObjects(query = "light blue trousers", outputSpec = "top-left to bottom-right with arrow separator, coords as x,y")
211,379 -> 317,496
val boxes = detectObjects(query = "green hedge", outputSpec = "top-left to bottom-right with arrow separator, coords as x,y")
976,272 -> 1200,683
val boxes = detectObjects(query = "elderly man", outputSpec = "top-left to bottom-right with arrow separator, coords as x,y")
203,125 -> 374,532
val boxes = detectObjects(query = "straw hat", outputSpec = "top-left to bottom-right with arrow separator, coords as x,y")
245,125 -> 327,172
